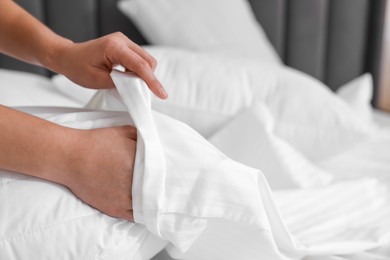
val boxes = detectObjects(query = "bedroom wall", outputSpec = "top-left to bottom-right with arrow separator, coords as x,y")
0,0 -> 47,75
248,0 -> 386,98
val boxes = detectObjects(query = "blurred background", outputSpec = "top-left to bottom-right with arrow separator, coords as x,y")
0,0 -> 389,112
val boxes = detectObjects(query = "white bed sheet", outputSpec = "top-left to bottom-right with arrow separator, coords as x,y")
1,68 -> 390,259
0,68 -> 96,108
107,72 -> 390,260
373,109 -> 390,127
152,105 -> 390,260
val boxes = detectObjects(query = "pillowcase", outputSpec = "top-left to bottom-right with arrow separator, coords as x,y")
336,73 -> 373,123
143,47 -> 374,161
117,0 -> 281,64
260,67 -> 375,161
144,46 -> 270,137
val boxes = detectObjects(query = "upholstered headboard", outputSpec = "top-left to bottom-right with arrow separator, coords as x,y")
0,0 -> 386,99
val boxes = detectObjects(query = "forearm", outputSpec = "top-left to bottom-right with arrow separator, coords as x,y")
0,105 -> 78,184
0,105 -> 136,221
0,0 -> 166,97
0,0 -> 71,70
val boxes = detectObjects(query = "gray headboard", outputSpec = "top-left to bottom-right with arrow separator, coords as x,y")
0,0 -> 386,103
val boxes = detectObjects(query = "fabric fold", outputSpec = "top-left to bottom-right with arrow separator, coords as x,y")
110,70 -> 167,237
84,70 -> 390,259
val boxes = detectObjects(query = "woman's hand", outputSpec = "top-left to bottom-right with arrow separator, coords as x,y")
62,125 -> 137,222
49,32 -> 168,99
1,2 -> 164,98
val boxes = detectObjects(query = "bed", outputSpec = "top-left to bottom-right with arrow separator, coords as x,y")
1,0 -> 390,260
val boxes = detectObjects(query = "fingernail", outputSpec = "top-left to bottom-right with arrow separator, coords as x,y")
159,87 -> 168,99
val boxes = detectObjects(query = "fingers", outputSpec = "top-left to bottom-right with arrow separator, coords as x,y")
126,40 -> 158,71
105,32 -> 168,99
118,48 -> 168,99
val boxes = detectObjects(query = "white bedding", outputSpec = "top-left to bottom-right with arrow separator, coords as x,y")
89,73 -> 390,259
373,109 -> 390,127
0,68 -> 96,108
1,67 -> 390,259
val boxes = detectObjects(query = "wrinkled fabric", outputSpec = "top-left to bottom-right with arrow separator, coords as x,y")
90,71 -> 390,259
1,71 -> 389,260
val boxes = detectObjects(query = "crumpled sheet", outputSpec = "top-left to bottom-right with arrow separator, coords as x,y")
86,70 -> 390,259
2,70 -> 389,259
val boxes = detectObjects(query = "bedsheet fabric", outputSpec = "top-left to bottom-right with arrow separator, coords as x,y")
93,71 -> 390,259
0,68 -> 94,108
1,71 -> 390,259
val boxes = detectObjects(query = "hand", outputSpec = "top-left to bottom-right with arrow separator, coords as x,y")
50,32 -> 168,99
0,105 -> 137,221
63,125 -> 137,221
0,2 -> 165,97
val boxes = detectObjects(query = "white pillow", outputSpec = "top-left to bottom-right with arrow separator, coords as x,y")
143,47 -> 374,161
0,68 -> 89,108
82,46 -> 267,137
0,161 -> 167,259
51,74 -> 97,107
336,73 -> 373,123
261,67 -> 375,161
117,0 -> 281,64
144,46 -> 269,137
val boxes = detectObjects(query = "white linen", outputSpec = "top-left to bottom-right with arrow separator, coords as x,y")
319,128 -> 390,182
336,73 -> 373,123
373,109 -> 390,127
209,102 -> 332,190
0,163 -> 167,259
93,47 -> 265,137
0,72 -> 164,260
93,71 -> 390,259
51,48 -> 377,163
117,0 -> 281,64
50,73 -> 97,106
261,68 -> 375,161
0,68 -> 92,108
140,47 -> 375,161
1,70 -> 389,259
312,128 -> 390,260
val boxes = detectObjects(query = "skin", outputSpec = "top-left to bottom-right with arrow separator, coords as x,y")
0,0 -> 167,221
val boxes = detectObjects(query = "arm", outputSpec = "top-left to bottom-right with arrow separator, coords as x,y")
0,0 -> 167,99
0,0 -> 162,221
0,105 -> 135,221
